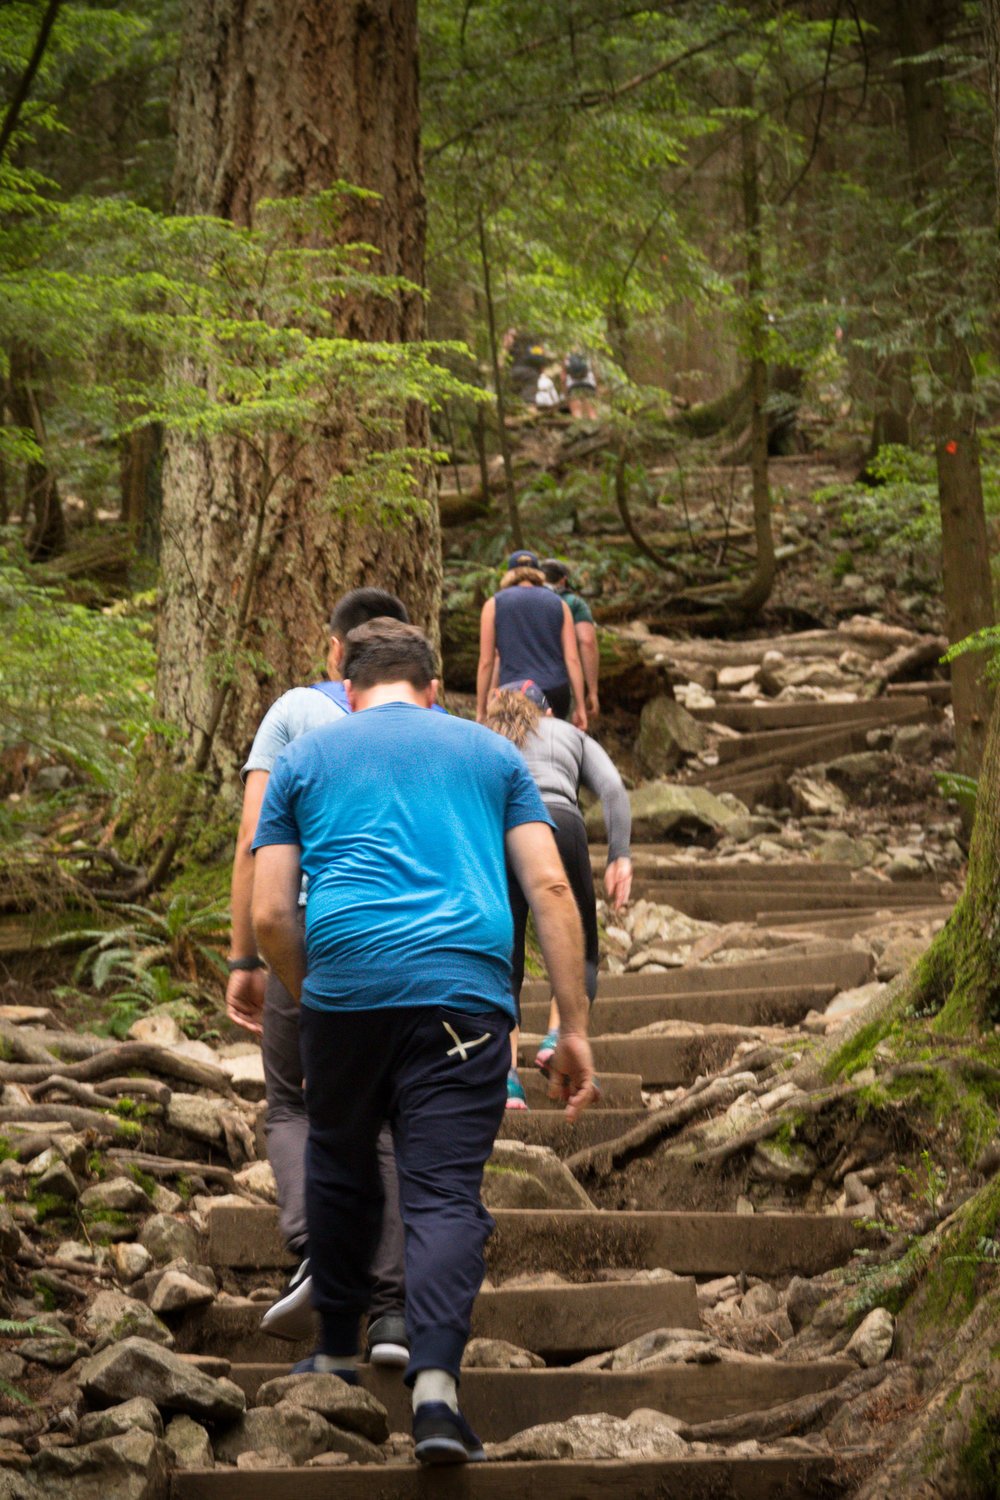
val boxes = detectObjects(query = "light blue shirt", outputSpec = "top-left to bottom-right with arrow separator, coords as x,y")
242,687 -> 346,779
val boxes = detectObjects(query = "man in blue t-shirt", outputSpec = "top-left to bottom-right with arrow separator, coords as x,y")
252,619 -> 596,1466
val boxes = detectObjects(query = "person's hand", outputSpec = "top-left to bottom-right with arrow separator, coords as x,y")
571,704 -> 588,732
586,692 -> 600,719
547,1030 -> 598,1121
226,967 -> 267,1035
604,857 -> 632,912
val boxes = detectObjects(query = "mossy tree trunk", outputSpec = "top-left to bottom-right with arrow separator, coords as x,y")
158,0 -> 440,783
895,0 -> 995,778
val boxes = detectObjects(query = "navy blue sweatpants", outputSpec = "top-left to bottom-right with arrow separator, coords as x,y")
299,1002 -> 510,1384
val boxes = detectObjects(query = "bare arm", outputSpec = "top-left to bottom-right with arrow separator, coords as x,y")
506,821 -> 596,1119
560,602 -> 588,732
225,770 -> 271,1033
252,843 -> 306,1002
476,597 -> 497,723
576,621 -> 600,718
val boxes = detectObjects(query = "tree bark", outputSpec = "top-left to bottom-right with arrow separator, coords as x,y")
737,73 -> 775,619
160,0 -> 440,779
895,0 -> 995,777
477,207 -> 522,549
8,343 -> 65,560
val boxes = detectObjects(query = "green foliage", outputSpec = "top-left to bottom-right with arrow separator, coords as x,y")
0,1315 -> 59,1406
0,545 -> 157,787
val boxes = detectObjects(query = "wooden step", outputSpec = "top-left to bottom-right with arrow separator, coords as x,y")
520,983 -> 836,1034
630,883 -> 942,924
206,1206 -> 871,1278
519,1069 -> 643,1109
598,857 -> 856,881
178,1278 -> 699,1363
228,1357 -> 858,1435
762,904 -> 952,939
171,1452 -> 867,1498
690,696 -> 931,730
522,1030 -> 752,1088
499,1109 -> 646,1150
519,946 -> 873,1003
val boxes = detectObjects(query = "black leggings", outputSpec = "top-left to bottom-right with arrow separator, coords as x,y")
509,803 -> 599,1020
543,682 -> 571,720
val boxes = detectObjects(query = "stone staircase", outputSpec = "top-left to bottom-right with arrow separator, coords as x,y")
159,846 -> 948,1497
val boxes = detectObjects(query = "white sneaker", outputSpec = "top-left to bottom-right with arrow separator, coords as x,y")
259,1257 -> 315,1341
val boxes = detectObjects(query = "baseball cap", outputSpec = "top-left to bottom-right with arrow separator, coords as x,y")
506,549 -> 539,569
499,679 -> 550,710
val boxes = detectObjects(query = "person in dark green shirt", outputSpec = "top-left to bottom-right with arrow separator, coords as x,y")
541,558 -> 599,719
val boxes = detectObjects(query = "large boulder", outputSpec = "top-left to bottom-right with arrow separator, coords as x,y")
636,696 -> 706,776
28,1429 -> 168,1500
489,1410 -> 688,1461
78,1338 -> 245,1423
77,1398 -> 163,1443
138,1214 -> 201,1266
213,1404 -> 332,1465
845,1307 -> 894,1367
586,782 -> 744,843
82,1291 -> 174,1352
485,1140 -> 593,1210
164,1415 -> 214,1470
254,1374 -> 389,1443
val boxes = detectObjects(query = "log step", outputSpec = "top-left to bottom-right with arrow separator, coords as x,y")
206,1206 -> 872,1278
630,883 -> 943,924
499,1109 -> 646,1150
690,696 -> 931,729
177,1278 -> 699,1363
171,1453 -> 870,1498
519,946 -> 873,1003
587,848 -> 860,877
523,1030 -> 752,1088
226,1358 -> 858,1436
518,1069 -> 643,1109
520,982 -> 836,1034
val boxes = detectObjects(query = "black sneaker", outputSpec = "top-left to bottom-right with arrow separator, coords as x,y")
290,1353 -> 358,1385
365,1313 -> 409,1369
413,1401 -> 486,1465
259,1257 -> 315,1341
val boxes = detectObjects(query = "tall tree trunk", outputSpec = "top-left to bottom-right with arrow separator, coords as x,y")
159,0 -> 440,780
8,344 -> 65,560
895,0 -> 995,777
737,74 -> 775,618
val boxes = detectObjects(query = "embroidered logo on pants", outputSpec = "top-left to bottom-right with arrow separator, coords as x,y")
443,1021 -> 491,1061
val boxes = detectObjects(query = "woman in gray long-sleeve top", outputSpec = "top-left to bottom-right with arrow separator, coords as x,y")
485,682 -> 632,1109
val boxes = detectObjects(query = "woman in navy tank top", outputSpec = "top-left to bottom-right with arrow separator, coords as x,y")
476,560 -> 587,729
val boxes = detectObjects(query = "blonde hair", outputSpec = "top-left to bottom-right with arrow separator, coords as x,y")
484,689 -> 542,751
499,565 -> 546,589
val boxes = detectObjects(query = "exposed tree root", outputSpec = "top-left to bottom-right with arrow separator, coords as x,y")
677,1364 -> 889,1443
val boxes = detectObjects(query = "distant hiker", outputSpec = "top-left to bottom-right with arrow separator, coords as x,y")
485,682 -> 631,1107
541,557 -> 600,720
476,550 -> 587,728
225,588 -> 410,1367
563,350 -> 598,419
535,371 -> 561,409
251,618 -> 596,1465
503,330 -> 549,403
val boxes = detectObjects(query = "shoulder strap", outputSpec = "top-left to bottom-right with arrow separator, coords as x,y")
309,680 -> 351,713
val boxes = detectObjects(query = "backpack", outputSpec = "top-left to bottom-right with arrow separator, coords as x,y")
566,352 -> 590,381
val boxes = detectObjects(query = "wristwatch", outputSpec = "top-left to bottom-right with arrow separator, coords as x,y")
226,956 -> 266,973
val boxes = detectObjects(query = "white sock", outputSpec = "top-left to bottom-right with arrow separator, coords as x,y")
413,1368 -> 458,1413
314,1353 -> 356,1375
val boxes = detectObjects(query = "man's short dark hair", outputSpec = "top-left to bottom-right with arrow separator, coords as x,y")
540,558 -> 570,586
329,588 -> 409,640
342,619 -> 436,691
